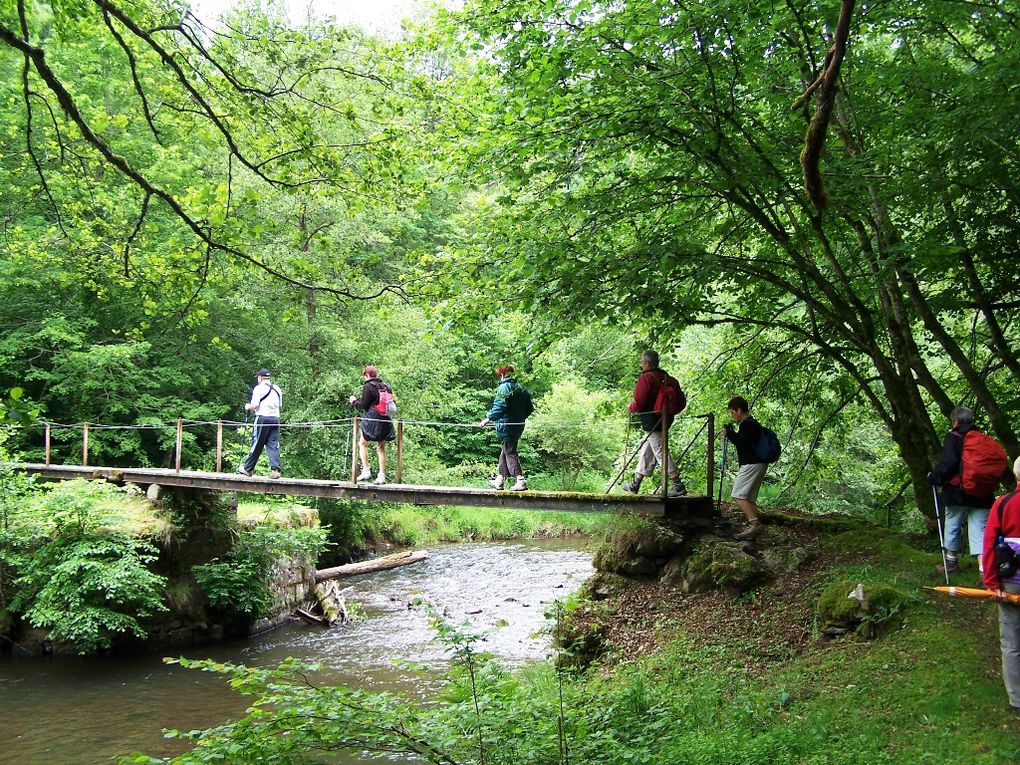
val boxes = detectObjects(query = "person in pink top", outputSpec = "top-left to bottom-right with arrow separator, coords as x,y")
982,456 -> 1020,713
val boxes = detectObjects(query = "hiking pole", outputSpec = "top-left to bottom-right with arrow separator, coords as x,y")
932,484 -> 951,585
606,426 -> 655,493
717,440 -> 728,511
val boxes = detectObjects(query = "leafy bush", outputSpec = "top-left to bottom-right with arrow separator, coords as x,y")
8,480 -> 167,653
528,381 -> 623,490
192,525 -> 327,617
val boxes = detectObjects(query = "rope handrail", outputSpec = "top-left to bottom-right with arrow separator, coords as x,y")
25,409 -> 717,432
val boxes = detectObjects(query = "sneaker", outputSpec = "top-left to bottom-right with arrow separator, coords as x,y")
373,472 -> 387,485
734,521 -> 765,542
622,479 -> 641,494
668,480 -> 688,498
356,467 -> 372,482
936,557 -> 959,575
236,466 -> 253,477
487,475 -> 507,490
269,469 -> 281,480
508,476 -> 528,491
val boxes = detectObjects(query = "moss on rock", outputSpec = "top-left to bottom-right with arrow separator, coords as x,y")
664,541 -> 770,593
592,521 -> 684,578
552,603 -> 609,671
815,579 -> 918,639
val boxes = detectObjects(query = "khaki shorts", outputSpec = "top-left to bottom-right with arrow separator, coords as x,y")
731,463 -> 767,502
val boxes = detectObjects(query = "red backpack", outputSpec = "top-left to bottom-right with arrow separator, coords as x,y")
953,430 -> 1008,496
653,373 -> 687,418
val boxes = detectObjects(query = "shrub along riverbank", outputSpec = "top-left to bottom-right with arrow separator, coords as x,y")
126,508 -> 1020,764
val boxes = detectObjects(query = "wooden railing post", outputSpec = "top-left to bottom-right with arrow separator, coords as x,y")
82,422 -> 89,466
175,418 -> 183,472
706,412 -> 715,502
44,422 -> 51,466
350,418 -> 360,483
396,420 -> 404,484
215,420 -> 223,473
661,413 -> 669,500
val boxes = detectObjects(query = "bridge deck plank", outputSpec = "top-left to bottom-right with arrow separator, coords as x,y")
18,464 -> 714,517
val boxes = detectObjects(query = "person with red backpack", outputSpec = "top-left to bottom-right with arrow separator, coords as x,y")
930,406 -> 1008,577
981,456 -> 1020,712
349,365 -> 396,485
622,350 -> 687,498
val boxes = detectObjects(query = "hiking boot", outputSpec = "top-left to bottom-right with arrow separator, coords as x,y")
373,472 -> 387,485
734,521 -> 765,542
236,466 -> 253,477
623,479 -> 642,494
508,476 -> 528,491
668,479 -> 688,498
269,469 -> 281,480
936,557 -> 959,575
356,467 -> 372,482
488,475 -> 507,490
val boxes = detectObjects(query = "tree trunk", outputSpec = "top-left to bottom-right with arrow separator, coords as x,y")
315,550 -> 429,582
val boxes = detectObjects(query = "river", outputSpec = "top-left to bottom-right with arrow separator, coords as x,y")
0,539 -> 594,764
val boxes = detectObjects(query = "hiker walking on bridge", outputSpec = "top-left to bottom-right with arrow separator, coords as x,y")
623,350 -> 687,497
349,365 -> 396,485
237,368 -> 282,479
480,364 -> 533,491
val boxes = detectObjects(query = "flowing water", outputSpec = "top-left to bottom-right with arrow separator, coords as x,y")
0,539 -> 594,764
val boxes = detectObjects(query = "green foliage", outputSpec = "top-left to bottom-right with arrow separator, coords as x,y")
355,504 -> 611,547
192,524 -> 327,618
7,480 -> 167,653
529,381 -> 622,490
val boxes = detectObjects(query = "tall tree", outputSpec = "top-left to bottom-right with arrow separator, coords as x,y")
431,0 -> 1020,519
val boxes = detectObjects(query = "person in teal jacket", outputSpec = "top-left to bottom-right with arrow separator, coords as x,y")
479,364 -> 532,491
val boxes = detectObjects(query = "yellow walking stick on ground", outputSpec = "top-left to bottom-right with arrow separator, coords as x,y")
925,586 -> 1020,606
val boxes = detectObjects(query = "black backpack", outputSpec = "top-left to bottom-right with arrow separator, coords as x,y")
754,426 -> 782,464
506,381 -> 535,421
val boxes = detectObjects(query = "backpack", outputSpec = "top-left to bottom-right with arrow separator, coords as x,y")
993,491 -> 1020,578
506,381 -> 535,422
653,373 -> 687,418
373,386 -> 397,417
954,429 -> 1008,496
754,426 -> 782,464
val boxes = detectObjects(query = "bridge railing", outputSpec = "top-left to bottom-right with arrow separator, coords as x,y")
29,412 -> 720,497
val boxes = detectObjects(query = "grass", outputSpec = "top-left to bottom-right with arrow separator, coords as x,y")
538,527 -> 1020,764
357,504 -> 616,547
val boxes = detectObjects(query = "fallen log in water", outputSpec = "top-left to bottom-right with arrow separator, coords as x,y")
314,549 -> 429,583
314,580 -> 350,626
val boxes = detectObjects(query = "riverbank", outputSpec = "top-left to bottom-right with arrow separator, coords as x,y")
549,504 -> 1018,762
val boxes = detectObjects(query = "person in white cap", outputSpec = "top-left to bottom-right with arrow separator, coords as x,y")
237,368 -> 282,479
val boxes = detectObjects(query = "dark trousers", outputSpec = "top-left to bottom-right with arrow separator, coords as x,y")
498,439 -> 523,477
243,416 -> 281,472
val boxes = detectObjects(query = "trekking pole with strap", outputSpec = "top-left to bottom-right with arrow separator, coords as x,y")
717,440 -> 728,511
932,484 -> 951,585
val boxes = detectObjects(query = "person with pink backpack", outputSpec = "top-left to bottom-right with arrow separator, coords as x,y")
349,365 -> 397,485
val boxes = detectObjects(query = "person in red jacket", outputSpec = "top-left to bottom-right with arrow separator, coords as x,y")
983,456 -> 1020,712
622,350 -> 686,497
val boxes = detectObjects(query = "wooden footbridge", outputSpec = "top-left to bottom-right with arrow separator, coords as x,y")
18,463 -> 710,517
18,412 -> 721,517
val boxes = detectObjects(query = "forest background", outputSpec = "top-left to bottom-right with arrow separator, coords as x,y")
0,0 -> 1017,536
